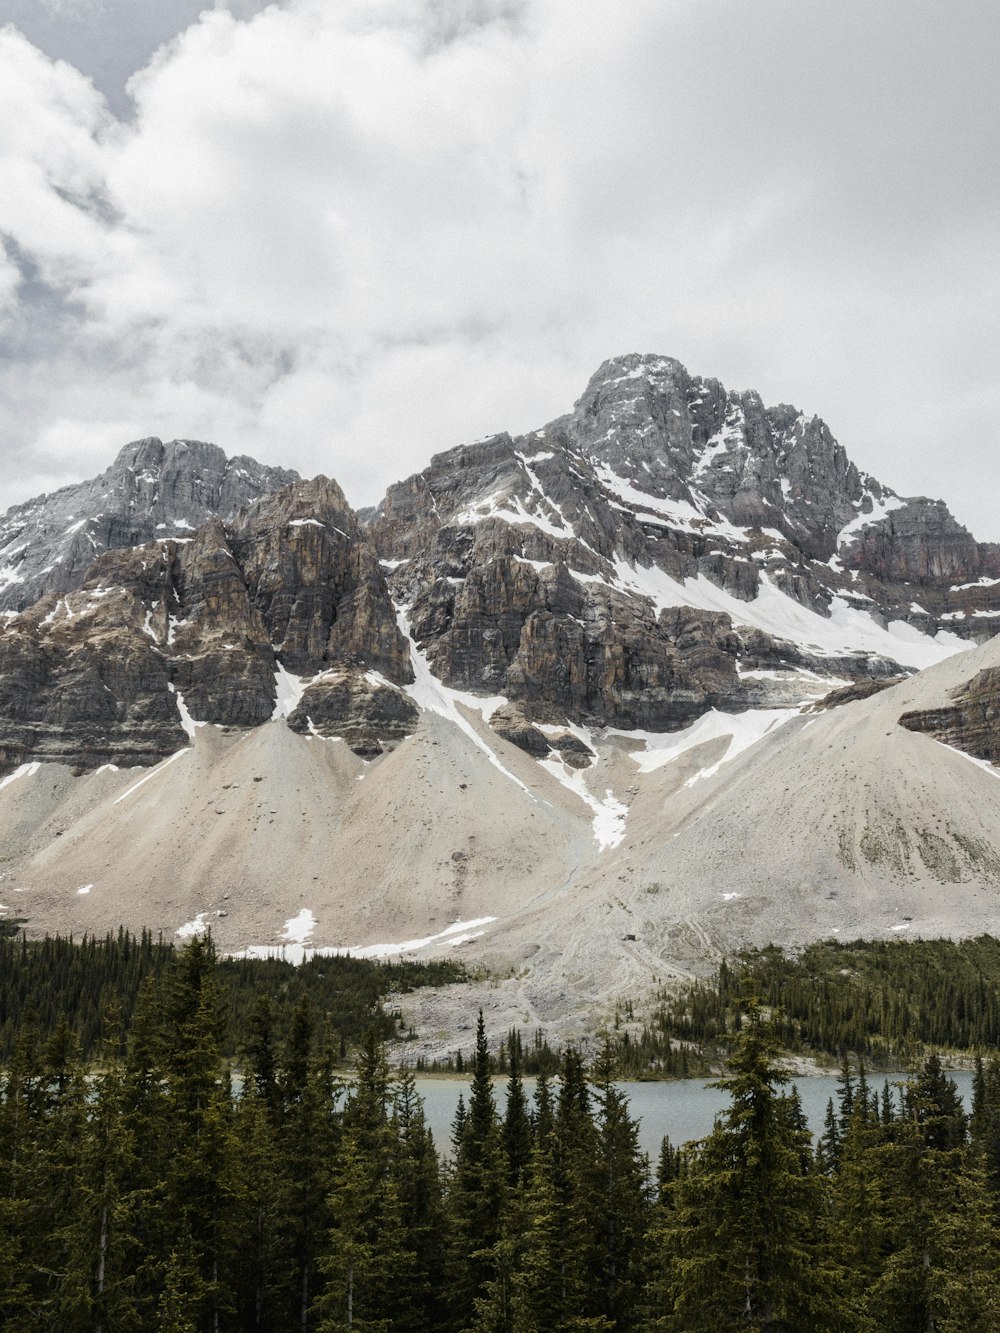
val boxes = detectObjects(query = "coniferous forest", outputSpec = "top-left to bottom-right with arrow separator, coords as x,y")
0,926 -> 465,1061
4,936 -> 1000,1329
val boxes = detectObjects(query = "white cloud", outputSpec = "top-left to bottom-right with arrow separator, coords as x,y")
0,0 -> 998,539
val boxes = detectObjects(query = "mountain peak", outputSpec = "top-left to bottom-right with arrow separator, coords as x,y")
0,436 -> 299,613
579,352 -> 690,396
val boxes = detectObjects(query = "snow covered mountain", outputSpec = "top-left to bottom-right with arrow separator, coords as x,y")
371,353 -> 1000,729
2,352 -> 999,1045
0,436 -> 298,614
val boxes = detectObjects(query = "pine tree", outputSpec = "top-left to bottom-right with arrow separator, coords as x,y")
864,1058 -> 1000,1331
315,1030 -> 416,1331
532,1069 -> 554,1144
158,937 -> 240,1331
279,995 -> 339,1332
816,1096 -> 840,1174
392,1065 -> 446,1329
501,1030 -> 531,1186
156,1235 -> 208,1333
651,1003 -> 841,1331
0,1010 -> 42,1329
54,1043 -> 145,1332
230,1078 -> 288,1333
245,993 -> 282,1124
446,1011 -> 506,1327
591,1041 -> 652,1326
655,1136 -> 680,1206
829,1100 -> 886,1329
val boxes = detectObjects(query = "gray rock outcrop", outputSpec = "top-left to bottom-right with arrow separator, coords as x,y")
369,353 -> 1000,729
0,437 -> 299,613
0,478 -> 414,772
2,351 -> 998,776
899,666 -> 1000,764
287,668 -> 419,756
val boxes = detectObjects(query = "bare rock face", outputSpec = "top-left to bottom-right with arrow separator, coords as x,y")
369,353 -> 999,732
810,678 -> 907,712
0,437 -> 298,613
229,477 -> 412,684
488,703 -> 551,757
287,668 -> 419,756
546,730 -> 595,768
0,479 -> 413,772
0,581 -> 188,770
899,666 -> 1000,764
3,350 -> 998,776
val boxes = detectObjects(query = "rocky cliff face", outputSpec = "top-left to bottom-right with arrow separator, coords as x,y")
0,437 -> 299,613
899,666 -> 1000,765
2,352 -> 998,775
0,478 -> 414,769
2,357 -> 1000,1019
369,353 -> 999,729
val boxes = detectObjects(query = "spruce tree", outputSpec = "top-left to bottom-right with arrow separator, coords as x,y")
864,1059 -> 999,1331
315,1029 -> 416,1331
392,1065 -> 446,1328
279,996 -> 339,1332
651,1002 -> 840,1331
591,1042 -> 652,1326
501,1030 -> 531,1186
446,1011 -> 506,1326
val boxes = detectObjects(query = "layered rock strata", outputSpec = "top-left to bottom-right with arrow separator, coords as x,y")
369,354 -> 999,728
0,437 -> 298,613
899,667 -> 1000,765
2,352 -> 998,774
287,669 -> 419,757
0,478 -> 413,772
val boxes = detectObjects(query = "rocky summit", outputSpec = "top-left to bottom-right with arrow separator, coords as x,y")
0,436 -> 299,614
372,352 -> 999,735
2,352 -> 1000,1048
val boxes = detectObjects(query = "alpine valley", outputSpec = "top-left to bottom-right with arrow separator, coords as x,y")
3,353 -> 1000,1049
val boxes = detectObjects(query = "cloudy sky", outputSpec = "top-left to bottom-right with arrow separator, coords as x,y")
1,0 -> 997,537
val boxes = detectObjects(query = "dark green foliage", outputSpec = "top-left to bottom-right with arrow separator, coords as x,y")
649,1002 -> 842,1331
6,935 -> 1000,1331
446,1010 -> 507,1326
501,1029 -> 531,1186
0,928 -> 465,1061
637,936 -> 1000,1071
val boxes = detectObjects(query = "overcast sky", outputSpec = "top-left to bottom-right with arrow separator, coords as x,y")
1,0 -> 997,538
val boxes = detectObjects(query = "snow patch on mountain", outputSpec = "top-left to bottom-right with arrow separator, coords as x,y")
394,603 -> 534,797
271,662 -> 306,719
616,708 -> 799,784
838,493 -> 906,548
168,683 -> 205,739
0,761 -> 41,791
538,751 -> 628,850
328,916 -> 498,960
230,916 -> 498,964
176,912 -> 209,939
594,463 -> 750,544
608,558 -> 969,671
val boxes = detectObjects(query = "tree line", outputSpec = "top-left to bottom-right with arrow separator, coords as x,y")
617,935 -> 1000,1074
0,928 -> 464,1060
3,936 -> 1000,1329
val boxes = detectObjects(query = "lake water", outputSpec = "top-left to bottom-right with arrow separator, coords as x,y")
415,1071 -> 977,1160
